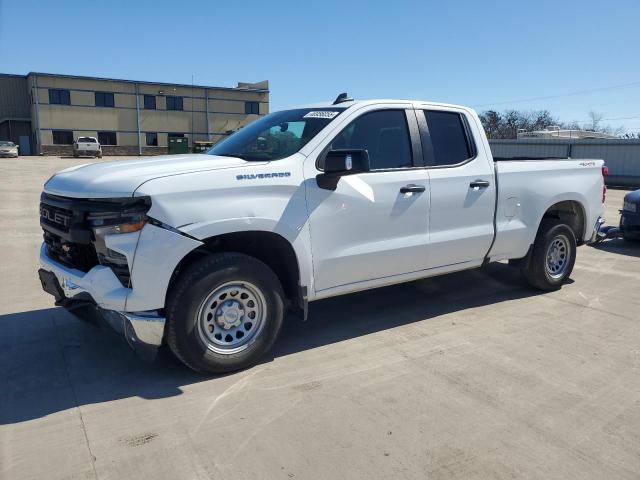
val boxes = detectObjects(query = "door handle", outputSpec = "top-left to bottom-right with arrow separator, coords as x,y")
400,184 -> 426,194
469,179 -> 490,189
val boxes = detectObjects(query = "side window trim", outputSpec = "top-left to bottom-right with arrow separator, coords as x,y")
417,109 -> 478,169
406,109 -> 424,168
316,108 -> 424,172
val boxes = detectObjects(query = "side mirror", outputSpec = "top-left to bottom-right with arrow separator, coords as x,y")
323,149 -> 370,176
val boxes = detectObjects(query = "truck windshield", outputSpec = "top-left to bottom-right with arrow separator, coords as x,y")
208,108 -> 345,161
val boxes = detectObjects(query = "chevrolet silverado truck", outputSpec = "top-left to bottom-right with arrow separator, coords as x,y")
38,95 -> 606,373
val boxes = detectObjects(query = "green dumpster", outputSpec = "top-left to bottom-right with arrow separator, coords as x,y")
168,137 -> 189,155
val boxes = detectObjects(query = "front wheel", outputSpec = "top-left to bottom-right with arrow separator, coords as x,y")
166,253 -> 285,374
522,220 -> 577,291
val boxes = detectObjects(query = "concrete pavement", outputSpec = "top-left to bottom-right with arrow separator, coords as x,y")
1,157 -> 639,479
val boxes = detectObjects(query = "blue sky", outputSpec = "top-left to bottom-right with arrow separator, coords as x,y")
1,0 -> 639,132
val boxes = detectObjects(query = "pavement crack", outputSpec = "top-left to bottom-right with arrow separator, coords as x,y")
51,312 -> 99,480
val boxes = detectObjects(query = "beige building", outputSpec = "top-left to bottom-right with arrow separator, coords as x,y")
0,72 -> 269,155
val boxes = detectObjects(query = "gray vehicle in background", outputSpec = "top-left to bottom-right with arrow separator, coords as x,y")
0,141 -> 19,157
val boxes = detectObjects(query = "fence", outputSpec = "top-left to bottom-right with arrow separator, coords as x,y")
489,139 -> 640,188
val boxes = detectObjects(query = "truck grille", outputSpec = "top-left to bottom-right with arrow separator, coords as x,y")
43,229 -> 98,272
40,193 -> 99,273
39,193 -> 143,287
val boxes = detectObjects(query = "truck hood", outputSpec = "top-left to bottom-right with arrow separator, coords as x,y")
44,154 -> 263,198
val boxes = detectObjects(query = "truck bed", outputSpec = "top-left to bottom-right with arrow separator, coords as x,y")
488,158 -> 604,263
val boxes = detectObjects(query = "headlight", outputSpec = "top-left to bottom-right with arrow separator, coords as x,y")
623,201 -> 637,213
86,197 -> 151,286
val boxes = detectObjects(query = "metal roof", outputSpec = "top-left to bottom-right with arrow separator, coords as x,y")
0,72 -> 269,93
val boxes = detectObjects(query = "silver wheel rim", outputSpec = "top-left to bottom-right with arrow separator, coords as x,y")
545,234 -> 570,279
196,281 -> 267,355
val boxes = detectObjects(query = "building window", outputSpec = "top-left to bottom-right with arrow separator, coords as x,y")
52,130 -> 74,145
146,132 -> 158,146
166,96 -> 183,111
143,95 -> 156,110
245,101 -> 259,115
168,133 -> 185,139
49,89 -> 70,105
98,131 -> 117,145
95,92 -> 115,107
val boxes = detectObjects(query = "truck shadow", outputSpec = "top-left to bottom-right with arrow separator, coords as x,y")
591,238 -> 640,258
1,262 -> 540,425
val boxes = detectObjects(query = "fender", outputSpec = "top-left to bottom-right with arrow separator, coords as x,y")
134,158 -> 315,297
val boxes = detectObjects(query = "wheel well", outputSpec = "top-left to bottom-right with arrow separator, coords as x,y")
541,200 -> 586,244
168,231 -> 302,308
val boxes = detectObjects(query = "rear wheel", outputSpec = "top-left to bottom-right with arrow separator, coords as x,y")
522,219 -> 577,291
166,253 -> 285,374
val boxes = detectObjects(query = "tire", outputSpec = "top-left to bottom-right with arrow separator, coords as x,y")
522,219 -> 577,291
166,252 -> 285,374
73,153 -> 79,158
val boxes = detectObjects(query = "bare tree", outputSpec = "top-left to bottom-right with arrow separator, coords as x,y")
586,111 -> 605,131
478,109 -> 560,139
479,109 -> 625,138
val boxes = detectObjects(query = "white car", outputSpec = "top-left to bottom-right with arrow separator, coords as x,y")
38,95 -> 606,373
0,141 -> 19,157
73,136 -> 102,158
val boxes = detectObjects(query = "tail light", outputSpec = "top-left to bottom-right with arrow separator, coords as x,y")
602,165 -> 608,203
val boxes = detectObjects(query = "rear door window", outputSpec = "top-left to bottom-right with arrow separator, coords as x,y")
423,110 -> 474,166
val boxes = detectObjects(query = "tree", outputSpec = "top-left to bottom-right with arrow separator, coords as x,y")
586,111 -> 604,132
479,110 -> 501,139
478,109 -> 624,138
478,109 -> 559,139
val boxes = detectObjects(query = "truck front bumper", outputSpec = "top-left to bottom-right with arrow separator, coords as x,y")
38,244 -> 165,358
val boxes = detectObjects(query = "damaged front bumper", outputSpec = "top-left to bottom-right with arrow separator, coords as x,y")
38,245 -> 165,360
59,295 -> 165,361
37,221 -> 202,359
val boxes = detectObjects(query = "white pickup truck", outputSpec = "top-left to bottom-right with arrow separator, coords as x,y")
73,136 -> 102,158
38,95 -> 606,373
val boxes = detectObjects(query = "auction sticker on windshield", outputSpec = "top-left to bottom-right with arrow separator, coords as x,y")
303,111 -> 340,119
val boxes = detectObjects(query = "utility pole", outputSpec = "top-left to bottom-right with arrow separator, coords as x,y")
135,83 -> 142,155
33,74 -> 42,155
191,74 -> 195,151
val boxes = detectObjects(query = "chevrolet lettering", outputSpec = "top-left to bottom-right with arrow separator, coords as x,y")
40,206 -> 71,228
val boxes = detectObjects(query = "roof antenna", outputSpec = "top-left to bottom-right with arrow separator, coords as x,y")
333,92 -> 353,105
